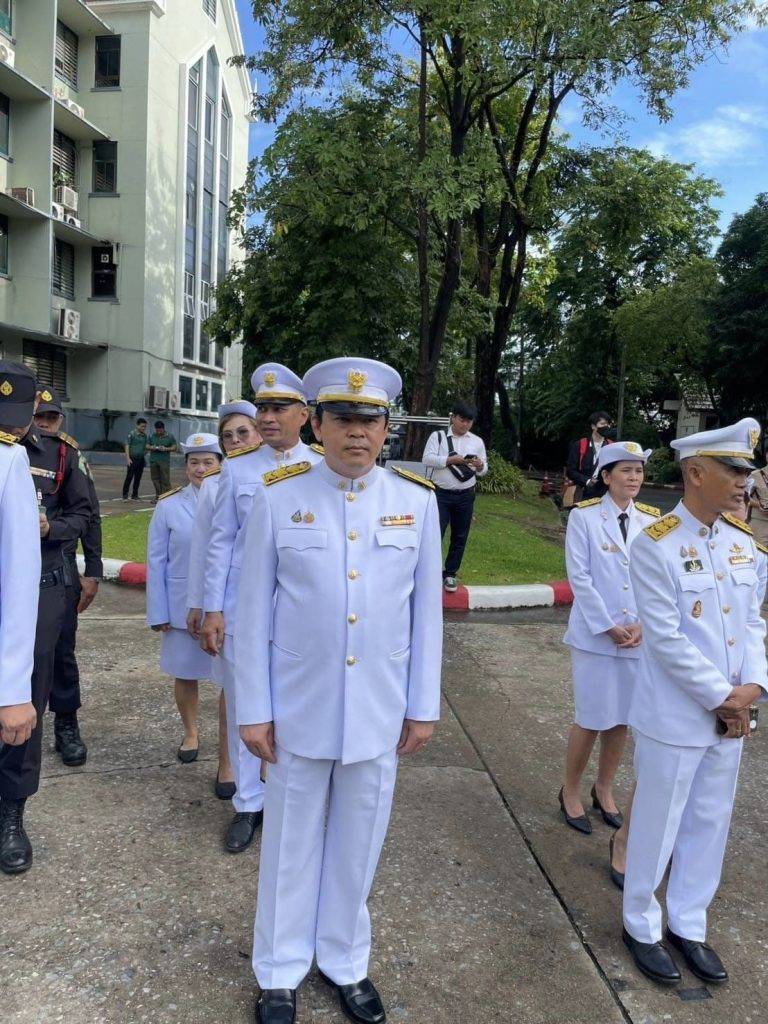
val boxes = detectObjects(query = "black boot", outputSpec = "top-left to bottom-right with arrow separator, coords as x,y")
0,798 -> 33,875
54,712 -> 87,767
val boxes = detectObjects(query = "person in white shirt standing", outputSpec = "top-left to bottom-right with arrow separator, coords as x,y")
422,400 -> 487,592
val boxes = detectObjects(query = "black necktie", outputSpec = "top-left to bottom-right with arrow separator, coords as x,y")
618,512 -> 628,543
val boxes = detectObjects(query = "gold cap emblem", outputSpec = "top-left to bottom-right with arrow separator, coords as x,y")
749,427 -> 760,450
347,369 -> 367,393
41,389 -> 53,402
624,442 -> 642,455
193,435 -> 204,446
0,380 -> 12,397
264,371 -> 277,388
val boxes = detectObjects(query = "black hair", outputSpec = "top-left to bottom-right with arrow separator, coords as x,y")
313,403 -> 389,423
589,410 -> 613,427
154,420 -> 165,429
137,417 -> 147,425
452,400 -> 477,421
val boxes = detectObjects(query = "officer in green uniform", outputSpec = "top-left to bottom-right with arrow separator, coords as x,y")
147,420 -> 178,500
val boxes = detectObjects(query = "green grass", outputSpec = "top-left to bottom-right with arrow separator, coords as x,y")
100,481 -> 566,584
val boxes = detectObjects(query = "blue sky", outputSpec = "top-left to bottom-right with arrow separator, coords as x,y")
236,3 -> 768,237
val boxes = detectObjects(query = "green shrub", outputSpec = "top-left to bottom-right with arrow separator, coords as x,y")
656,459 -> 682,484
476,451 -> 525,496
643,448 -> 672,483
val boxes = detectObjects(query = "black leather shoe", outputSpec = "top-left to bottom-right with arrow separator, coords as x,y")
177,743 -> 198,764
591,785 -> 623,828
558,787 -> 592,835
318,971 -> 386,1024
609,835 -> 625,891
54,712 -> 87,767
255,988 -> 296,1024
665,928 -> 728,984
623,927 -> 681,984
225,811 -> 262,853
0,799 -> 33,875
214,773 -> 236,800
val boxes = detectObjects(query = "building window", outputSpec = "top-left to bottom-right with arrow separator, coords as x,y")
92,245 -> 116,298
179,374 -> 193,410
95,36 -> 121,88
0,1 -> 11,37
211,381 -> 222,408
55,21 -> 79,90
53,130 -> 77,189
202,0 -> 216,21
195,378 -> 209,411
93,141 -> 117,193
0,214 -> 8,275
214,342 -> 224,370
23,341 -> 68,398
199,329 -> 210,365
183,314 -> 195,360
52,240 -> 75,299
217,98 -> 231,282
0,93 -> 8,158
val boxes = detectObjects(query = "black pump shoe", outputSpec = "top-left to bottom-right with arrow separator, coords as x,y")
591,785 -> 623,828
0,799 -> 33,875
558,787 -> 592,835
609,834 -> 625,890
665,928 -> 728,984
623,927 -> 681,985
214,772 -> 236,800
256,988 -> 296,1024
318,971 -> 386,1024
177,742 -> 198,764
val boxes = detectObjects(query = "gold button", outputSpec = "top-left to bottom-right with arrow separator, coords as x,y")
348,569 -> 358,580
716,572 -> 724,580
722,605 -> 731,614
337,482 -> 346,490
348,613 -> 358,624
699,528 -> 708,537
346,655 -> 356,666
348,530 -> 358,540
345,492 -> 356,502
727,638 -> 735,646
357,480 -> 366,491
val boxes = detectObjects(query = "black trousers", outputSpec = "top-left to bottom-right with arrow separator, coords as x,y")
0,578 -> 66,800
49,569 -> 81,715
436,486 -> 476,577
122,456 -> 145,498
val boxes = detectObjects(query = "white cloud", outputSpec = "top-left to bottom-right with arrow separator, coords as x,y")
641,105 -> 768,167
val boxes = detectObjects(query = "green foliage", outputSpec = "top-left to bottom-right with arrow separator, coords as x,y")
643,448 -> 681,485
475,452 -> 525,497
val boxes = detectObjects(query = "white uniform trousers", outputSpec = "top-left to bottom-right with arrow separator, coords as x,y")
220,637 -> 264,814
253,745 -> 398,989
623,730 -> 742,943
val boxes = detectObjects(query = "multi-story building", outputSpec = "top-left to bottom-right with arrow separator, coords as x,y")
0,0 -> 251,445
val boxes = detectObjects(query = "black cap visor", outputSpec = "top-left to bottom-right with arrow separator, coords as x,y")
255,398 -> 305,409
0,400 -> 35,428
317,400 -> 387,418
712,455 -> 755,470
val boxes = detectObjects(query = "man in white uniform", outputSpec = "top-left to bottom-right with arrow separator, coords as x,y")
623,418 -> 767,985
235,357 -> 443,1024
200,366 -> 322,853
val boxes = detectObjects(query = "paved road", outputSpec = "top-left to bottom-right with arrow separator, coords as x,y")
4,586 -> 765,1022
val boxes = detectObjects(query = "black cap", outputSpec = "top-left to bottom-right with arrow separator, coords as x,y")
0,360 -> 37,428
36,384 -> 63,414
316,400 -> 387,419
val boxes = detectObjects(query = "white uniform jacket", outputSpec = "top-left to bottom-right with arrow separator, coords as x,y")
629,501 -> 768,747
234,461 -> 444,764
203,441 -> 323,632
186,471 -> 219,611
563,495 -> 658,658
0,442 -> 41,706
146,484 -> 198,630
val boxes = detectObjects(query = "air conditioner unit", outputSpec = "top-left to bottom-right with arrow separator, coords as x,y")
0,44 -> 15,69
54,186 -> 78,212
63,99 -> 85,119
148,385 -> 169,410
64,214 -> 81,229
57,308 -> 81,341
53,84 -> 68,102
51,202 -> 65,220
168,391 -> 181,411
8,187 -> 35,206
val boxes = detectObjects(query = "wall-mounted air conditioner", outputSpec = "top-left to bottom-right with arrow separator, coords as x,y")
148,385 -> 169,410
168,392 -> 181,411
54,185 -> 78,212
53,84 -> 68,102
51,203 -> 65,220
57,308 -> 81,341
64,214 -> 81,229
62,99 -> 85,119
8,187 -> 35,206
0,44 -> 15,69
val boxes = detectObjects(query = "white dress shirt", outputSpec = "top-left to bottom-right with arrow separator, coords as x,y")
422,428 -> 488,491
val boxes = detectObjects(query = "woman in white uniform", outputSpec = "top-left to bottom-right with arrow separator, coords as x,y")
559,441 -> 659,836
186,402 -> 260,797
147,433 -> 222,762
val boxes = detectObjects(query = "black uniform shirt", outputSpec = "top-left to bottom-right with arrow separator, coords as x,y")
20,431 -> 92,573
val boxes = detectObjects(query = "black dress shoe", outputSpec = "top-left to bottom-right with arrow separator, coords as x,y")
54,712 -> 87,767
558,787 -> 592,835
591,785 -> 623,828
256,988 -> 296,1024
226,810 -> 262,853
0,799 -> 33,875
318,971 -> 386,1024
177,744 -> 199,764
214,773 -> 236,800
665,928 -> 728,984
623,927 -> 681,984
609,835 -> 624,891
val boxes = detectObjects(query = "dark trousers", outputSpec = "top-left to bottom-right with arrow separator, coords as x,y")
122,456 -> 145,498
150,462 -> 170,497
436,486 -> 476,577
49,569 -> 81,715
0,577 -> 66,800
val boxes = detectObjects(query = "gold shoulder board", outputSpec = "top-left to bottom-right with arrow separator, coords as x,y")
721,512 -> 754,537
389,466 -> 435,491
227,442 -> 263,460
202,466 -> 221,479
57,431 -> 79,449
310,443 -> 325,455
574,496 -> 602,509
0,431 -> 16,445
636,502 -> 661,517
643,513 -> 681,540
262,461 -> 311,486
756,539 -> 768,556
158,486 -> 183,501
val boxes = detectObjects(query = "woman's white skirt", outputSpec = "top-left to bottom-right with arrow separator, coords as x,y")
160,627 -> 213,681
570,648 -> 636,730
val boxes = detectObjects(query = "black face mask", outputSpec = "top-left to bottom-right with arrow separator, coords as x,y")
598,426 -> 617,440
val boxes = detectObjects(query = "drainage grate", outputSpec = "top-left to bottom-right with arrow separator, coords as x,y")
677,987 -> 712,1002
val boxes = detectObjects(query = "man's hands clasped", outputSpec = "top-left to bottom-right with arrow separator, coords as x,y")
716,683 -> 763,739
606,623 -> 643,649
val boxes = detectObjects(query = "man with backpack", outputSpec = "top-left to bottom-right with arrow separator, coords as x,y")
564,411 -> 616,506
422,400 -> 487,592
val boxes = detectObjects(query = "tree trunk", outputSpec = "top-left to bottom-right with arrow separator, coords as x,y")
495,375 -> 517,460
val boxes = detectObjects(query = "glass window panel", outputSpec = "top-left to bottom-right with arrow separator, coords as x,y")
183,315 -> 195,359
0,1 -> 11,36
179,375 -> 193,410
23,341 -> 68,397
0,93 -> 8,157
95,36 -> 121,88
55,21 -> 79,90
211,381 -> 222,407
92,141 -> 117,193
52,240 -> 75,299
202,0 -> 217,21
0,214 -> 8,275
214,342 -> 224,370
195,378 -> 209,411
91,245 -> 116,297
199,329 -> 210,365
188,62 -> 200,128
53,130 -> 77,188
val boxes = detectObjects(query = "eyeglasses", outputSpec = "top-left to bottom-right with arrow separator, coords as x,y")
221,427 -> 255,443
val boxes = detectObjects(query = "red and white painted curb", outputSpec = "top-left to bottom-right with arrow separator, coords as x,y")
81,556 -> 573,610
